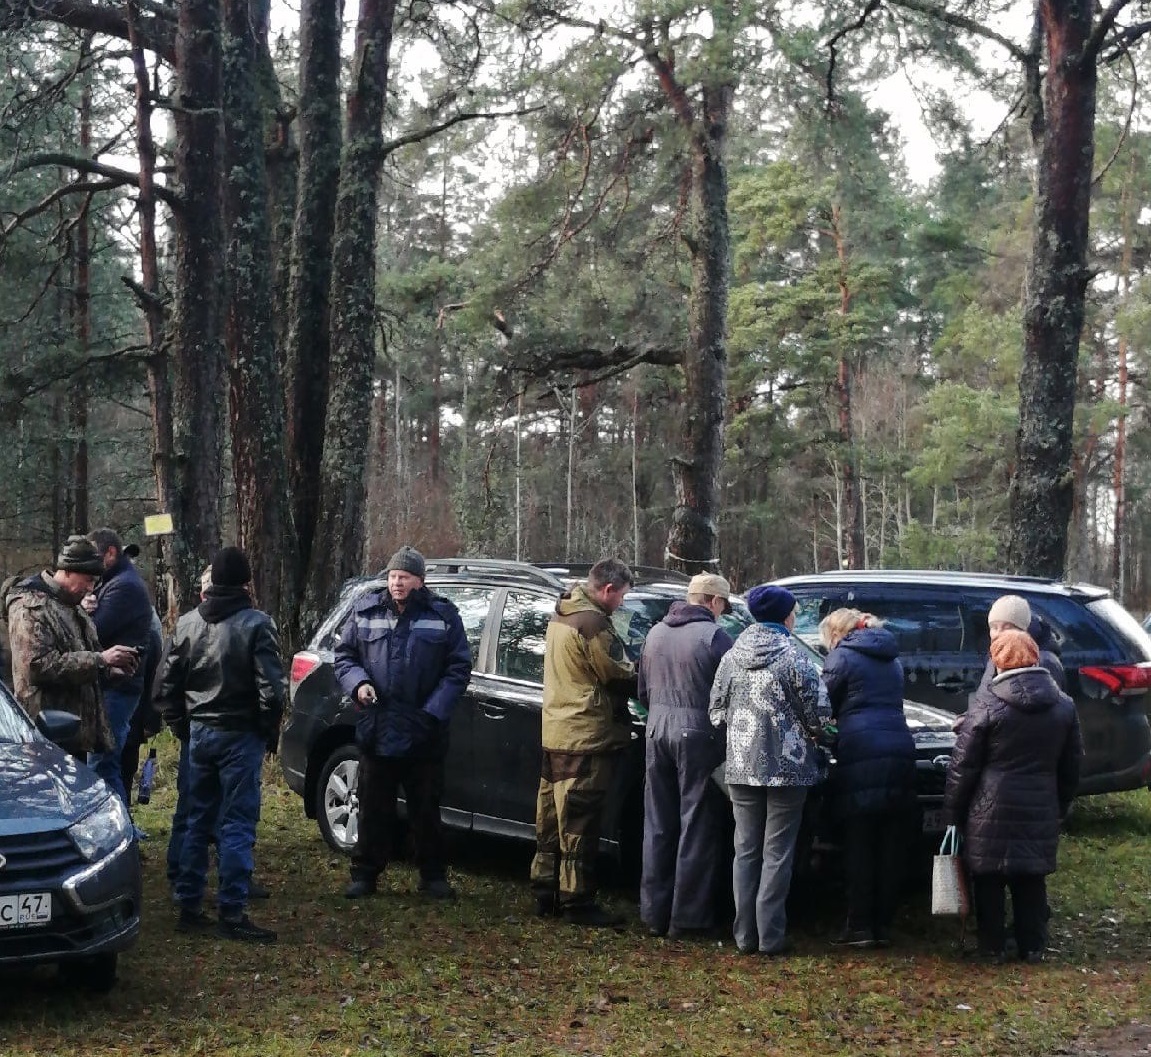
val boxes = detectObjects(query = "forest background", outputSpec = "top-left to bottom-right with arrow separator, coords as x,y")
2,0 -> 1151,646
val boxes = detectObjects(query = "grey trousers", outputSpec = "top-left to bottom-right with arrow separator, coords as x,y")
640,729 -> 724,933
728,783 -> 808,954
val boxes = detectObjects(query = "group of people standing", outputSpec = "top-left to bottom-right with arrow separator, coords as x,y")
637,576 -> 916,955
3,537 -> 1085,962
540,562 -> 1084,962
4,533 -> 287,945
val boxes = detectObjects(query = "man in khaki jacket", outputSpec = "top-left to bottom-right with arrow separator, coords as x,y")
4,536 -> 138,754
530,557 -> 636,927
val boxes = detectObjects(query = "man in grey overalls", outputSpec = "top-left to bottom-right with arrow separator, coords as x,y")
638,573 -> 735,938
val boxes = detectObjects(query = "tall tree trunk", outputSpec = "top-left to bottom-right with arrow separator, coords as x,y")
1007,2 -> 1096,576
127,1 -> 175,608
654,26 -> 733,575
301,0 -> 398,631
168,0 -> 227,612
221,0 -> 297,625
1111,164 -> 1134,599
831,204 -> 863,569
285,0 -> 342,585
71,47 -> 91,531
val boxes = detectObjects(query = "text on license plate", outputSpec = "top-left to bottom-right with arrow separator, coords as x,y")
0,892 -> 52,928
922,808 -> 945,833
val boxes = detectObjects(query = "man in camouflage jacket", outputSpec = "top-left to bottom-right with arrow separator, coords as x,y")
530,557 -> 637,928
3,536 -> 138,754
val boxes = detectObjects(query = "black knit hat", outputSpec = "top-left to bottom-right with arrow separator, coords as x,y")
211,546 -> 252,587
56,535 -> 105,576
385,546 -> 426,579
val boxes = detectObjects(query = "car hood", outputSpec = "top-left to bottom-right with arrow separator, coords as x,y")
901,700 -> 957,752
0,740 -> 108,835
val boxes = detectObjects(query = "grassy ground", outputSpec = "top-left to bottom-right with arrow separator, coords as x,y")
2,732 -> 1149,1057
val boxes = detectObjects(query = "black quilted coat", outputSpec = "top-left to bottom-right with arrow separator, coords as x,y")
944,666 -> 1082,875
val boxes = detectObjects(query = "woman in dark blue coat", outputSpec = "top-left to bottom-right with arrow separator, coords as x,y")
820,609 -> 916,948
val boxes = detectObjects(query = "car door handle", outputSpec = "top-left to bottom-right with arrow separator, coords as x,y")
478,703 -> 507,720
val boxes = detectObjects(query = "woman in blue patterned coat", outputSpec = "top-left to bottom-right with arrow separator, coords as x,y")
819,608 -> 916,949
709,585 -> 827,956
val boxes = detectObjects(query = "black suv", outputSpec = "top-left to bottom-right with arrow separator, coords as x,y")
773,570 -> 1151,796
279,560 -> 956,869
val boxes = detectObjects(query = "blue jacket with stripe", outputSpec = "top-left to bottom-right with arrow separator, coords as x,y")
333,586 -> 471,758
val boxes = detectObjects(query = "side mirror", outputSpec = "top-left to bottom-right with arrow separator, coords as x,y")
35,709 -> 82,745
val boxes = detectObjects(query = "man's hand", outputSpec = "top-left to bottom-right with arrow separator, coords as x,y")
80,592 -> 98,615
356,684 -> 377,707
102,645 -> 140,675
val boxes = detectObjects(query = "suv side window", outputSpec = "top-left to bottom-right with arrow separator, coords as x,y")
496,591 -> 554,683
966,590 -> 1114,661
852,596 -> 966,654
432,586 -> 497,666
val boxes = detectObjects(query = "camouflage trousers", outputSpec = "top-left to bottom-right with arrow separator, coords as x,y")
529,750 -> 618,907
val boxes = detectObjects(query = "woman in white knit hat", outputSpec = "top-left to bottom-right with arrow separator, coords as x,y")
976,595 -> 1066,695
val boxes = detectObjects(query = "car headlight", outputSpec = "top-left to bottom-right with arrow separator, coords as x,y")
68,795 -> 132,862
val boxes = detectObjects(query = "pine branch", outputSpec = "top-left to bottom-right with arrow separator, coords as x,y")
0,0 -> 175,61
380,105 -> 544,159
4,152 -> 181,209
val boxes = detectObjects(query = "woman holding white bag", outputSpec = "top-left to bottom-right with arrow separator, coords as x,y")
943,629 -> 1082,963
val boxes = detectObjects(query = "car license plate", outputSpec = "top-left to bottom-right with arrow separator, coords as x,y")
922,808 -> 945,833
0,892 -> 52,928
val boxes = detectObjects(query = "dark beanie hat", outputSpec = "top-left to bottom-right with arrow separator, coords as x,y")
386,546 -> 426,579
211,546 -> 252,587
746,584 -> 796,624
56,534 -> 105,576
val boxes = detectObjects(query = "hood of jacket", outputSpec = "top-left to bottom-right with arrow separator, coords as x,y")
555,582 -> 608,620
662,600 -> 716,628
990,666 -> 1061,714
729,623 -> 794,671
5,571 -> 66,616
838,626 -> 900,662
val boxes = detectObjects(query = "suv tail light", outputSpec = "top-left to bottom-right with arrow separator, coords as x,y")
1080,663 -> 1151,696
290,651 -> 321,692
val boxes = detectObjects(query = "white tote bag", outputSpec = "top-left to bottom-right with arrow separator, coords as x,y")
931,824 -> 970,917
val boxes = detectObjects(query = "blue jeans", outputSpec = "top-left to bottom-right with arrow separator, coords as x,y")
88,686 -> 141,805
728,784 -> 808,954
167,737 -> 223,886
175,724 -> 264,918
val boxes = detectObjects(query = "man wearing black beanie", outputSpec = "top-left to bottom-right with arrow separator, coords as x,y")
156,546 -> 285,943
333,545 -> 471,900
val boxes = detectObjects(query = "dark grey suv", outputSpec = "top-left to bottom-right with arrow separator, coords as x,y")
0,683 -> 141,990
279,559 -> 957,869
773,570 -> 1151,796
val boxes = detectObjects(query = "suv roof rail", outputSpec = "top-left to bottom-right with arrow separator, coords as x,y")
775,569 -> 1064,587
422,558 -> 567,591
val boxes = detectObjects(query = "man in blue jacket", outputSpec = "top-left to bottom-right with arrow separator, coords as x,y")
334,547 -> 471,900
85,528 -> 155,806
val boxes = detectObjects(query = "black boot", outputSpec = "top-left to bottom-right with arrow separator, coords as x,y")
344,877 -> 378,899
217,913 -> 277,944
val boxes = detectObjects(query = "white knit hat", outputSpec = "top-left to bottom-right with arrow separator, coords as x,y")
988,594 -> 1031,631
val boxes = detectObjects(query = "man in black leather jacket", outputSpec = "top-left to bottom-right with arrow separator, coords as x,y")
156,547 -> 286,943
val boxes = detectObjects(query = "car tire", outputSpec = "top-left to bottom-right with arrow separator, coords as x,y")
59,952 -> 118,993
316,743 -> 361,855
